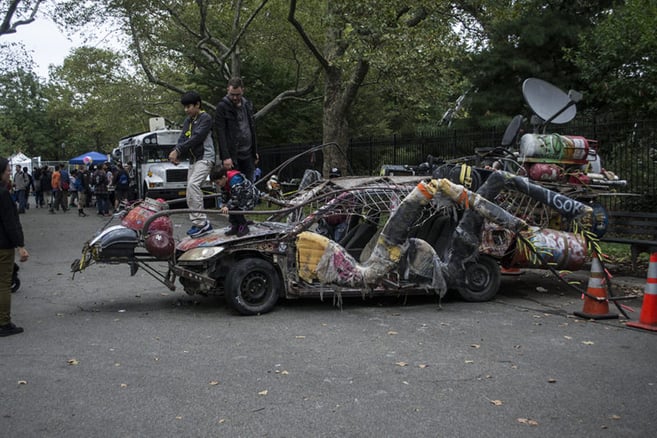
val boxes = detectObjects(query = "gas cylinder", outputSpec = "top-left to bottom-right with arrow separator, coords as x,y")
520,133 -> 590,164
507,227 -> 588,270
122,198 -> 171,234
528,163 -> 563,182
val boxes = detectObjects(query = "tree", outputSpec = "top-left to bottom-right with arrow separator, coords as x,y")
454,0 -> 615,126
0,67 -> 52,157
288,1 -> 461,174
568,0 -> 657,117
0,0 -> 42,36
45,46 -> 155,156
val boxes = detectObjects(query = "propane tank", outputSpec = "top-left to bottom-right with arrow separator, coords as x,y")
520,133 -> 590,163
528,163 -> 563,182
507,227 -> 588,270
122,197 -> 170,234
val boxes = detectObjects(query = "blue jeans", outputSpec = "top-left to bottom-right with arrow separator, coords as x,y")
96,193 -> 109,214
16,190 -> 26,212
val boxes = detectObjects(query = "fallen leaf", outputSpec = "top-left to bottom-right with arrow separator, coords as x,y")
564,335 -> 573,340
175,416 -> 183,420
67,359 -> 79,365
388,331 -> 398,335
418,364 -> 428,369
295,336 -> 306,339
548,378 -> 557,383
17,380 -> 27,385
490,399 -> 503,406
258,390 -> 268,396
395,361 -> 408,367
465,360 -> 474,364
610,414 -> 621,420
120,383 -> 128,388
281,370 -> 289,375
209,381 -> 220,386
582,341 -> 595,345
517,418 -> 539,426
218,419 -> 225,424
470,344 -> 480,349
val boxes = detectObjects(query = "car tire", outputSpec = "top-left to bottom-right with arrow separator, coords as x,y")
225,258 -> 280,315
457,255 -> 501,302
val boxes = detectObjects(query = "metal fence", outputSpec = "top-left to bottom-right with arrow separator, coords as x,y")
259,119 -> 657,212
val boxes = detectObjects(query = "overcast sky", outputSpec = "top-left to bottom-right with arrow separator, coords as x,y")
4,17 -> 119,79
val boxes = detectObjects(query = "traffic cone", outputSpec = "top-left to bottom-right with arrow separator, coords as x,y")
627,253 -> 657,331
574,255 -> 618,320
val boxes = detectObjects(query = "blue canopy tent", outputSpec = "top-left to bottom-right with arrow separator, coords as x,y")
68,151 -> 109,165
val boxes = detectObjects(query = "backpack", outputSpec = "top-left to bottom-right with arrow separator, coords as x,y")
118,171 -> 129,186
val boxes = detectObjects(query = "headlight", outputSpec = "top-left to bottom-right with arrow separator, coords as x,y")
178,246 -> 224,262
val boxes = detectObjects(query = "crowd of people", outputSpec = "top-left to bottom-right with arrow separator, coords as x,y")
6,161 -> 138,218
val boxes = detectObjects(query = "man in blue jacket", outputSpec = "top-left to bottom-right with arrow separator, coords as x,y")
169,91 -> 216,237
214,77 -> 258,182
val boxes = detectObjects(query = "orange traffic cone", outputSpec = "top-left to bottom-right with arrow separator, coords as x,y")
574,255 -> 618,320
627,253 -> 657,331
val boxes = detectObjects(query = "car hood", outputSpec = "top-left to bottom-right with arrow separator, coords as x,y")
176,221 -> 294,251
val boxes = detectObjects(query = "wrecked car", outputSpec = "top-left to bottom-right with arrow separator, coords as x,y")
72,170 -> 598,315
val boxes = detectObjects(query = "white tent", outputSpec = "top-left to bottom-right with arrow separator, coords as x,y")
9,152 -> 35,175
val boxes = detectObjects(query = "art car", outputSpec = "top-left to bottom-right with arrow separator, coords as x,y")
72,168 -> 601,315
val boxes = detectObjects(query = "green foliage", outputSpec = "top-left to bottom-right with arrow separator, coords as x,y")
455,0 -> 615,125
0,67 -> 53,158
567,0 -> 657,117
44,46 -> 155,157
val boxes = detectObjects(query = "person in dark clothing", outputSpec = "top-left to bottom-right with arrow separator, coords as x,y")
33,166 -> 43,208
214,77 -> 258,182
0,157 -> 30,337
210,165 -> 260,237
40,166 -> 52,208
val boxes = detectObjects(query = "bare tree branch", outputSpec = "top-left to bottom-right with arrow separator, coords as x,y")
287,0 -> 330,71
255,68 -> 321,119
0,0 -> 43,36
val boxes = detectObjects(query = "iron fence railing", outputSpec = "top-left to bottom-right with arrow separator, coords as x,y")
259,119 -> 657,212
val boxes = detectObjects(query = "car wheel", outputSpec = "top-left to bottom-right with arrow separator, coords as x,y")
457,255 -> 501,302
225,258 -> 280,315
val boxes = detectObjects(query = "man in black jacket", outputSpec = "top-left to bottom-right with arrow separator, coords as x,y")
0,157 -> 29,336
214,77 -> 258,182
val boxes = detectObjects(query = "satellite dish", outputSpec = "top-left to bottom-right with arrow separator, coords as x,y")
522,78 -> 577,125
501,115 -> 523,147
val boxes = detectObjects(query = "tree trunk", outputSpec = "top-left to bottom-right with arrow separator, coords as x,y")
322,68 -> 350,176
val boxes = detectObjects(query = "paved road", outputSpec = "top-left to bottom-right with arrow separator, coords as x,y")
1,205 -> 656,437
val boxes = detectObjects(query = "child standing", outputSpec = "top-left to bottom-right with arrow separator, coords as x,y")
210,165 -> 259,237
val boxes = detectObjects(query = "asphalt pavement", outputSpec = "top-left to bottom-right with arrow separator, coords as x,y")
1,203 -> 656,437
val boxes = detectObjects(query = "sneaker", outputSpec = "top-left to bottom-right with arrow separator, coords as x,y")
0,322 -> 24,337
224,225 -> 239,236
236,224 -> 250,237
187,221 -> 212,238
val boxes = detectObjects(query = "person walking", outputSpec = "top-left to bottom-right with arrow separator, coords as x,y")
60,164 -> 70,210
93,164 -> 110,216
168,91 -> 216,238
40,165 -> 52,209
73,169 -> 88,217
49,165 -> 66,213
214,77 -> 258,182
0,157 -> 29,337
13,164 -> 28,214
